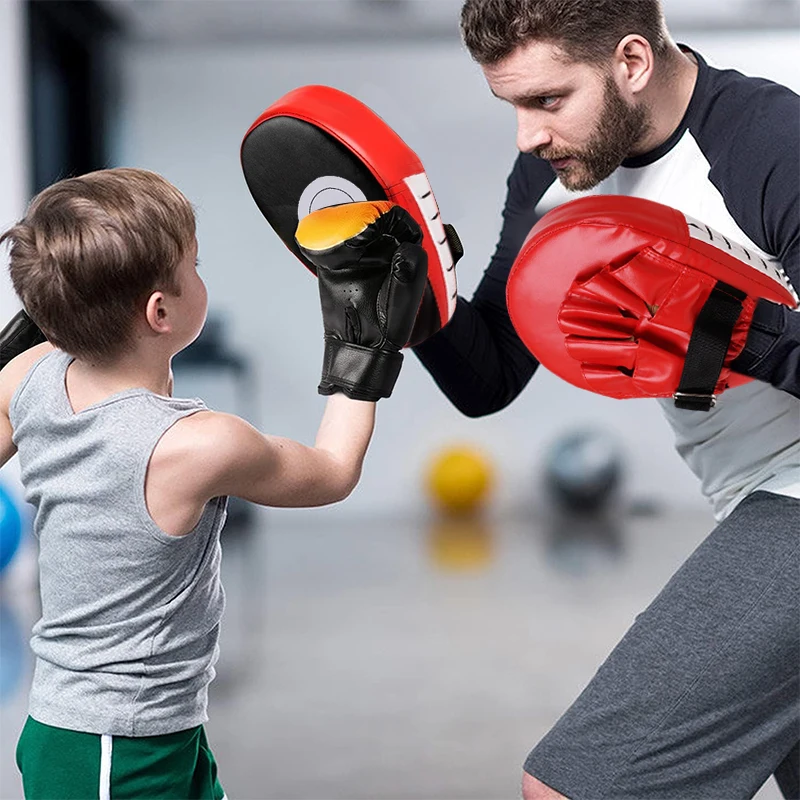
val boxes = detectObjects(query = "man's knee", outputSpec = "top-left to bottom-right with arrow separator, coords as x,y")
522,770 -> 569,800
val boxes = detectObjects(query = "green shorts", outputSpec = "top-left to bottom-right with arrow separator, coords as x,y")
16,716 -> 226,800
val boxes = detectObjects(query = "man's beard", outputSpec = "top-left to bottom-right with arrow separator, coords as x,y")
539,77 -> 651,191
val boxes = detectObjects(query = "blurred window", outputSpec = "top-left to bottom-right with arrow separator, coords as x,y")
27,0 -> 117,193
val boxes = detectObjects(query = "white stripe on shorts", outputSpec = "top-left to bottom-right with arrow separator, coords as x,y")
99,734 -> 113,800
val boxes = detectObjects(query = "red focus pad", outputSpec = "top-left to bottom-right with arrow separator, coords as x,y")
241,85 -> 458,346
507,195 -> 798,403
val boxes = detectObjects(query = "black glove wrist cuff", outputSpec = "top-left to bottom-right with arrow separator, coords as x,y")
318,338 -> 403,401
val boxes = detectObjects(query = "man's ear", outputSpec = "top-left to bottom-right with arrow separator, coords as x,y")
613,34 -> 654,97
144,291 -> 172,335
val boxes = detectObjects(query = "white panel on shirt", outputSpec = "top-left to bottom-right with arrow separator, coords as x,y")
532,130 -> 800,520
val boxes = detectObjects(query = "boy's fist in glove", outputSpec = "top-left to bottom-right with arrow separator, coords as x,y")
296,201 -> 428,401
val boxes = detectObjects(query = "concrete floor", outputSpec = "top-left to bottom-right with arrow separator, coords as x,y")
0,508 -> 786,799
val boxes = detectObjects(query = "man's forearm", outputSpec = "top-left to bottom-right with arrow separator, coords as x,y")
413,295 -> 539,417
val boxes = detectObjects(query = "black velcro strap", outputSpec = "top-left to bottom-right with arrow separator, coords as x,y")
673,282 -> 746,411
442,223 -> 464,265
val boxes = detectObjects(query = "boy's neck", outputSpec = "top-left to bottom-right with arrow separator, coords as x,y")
70,350 -> 173,398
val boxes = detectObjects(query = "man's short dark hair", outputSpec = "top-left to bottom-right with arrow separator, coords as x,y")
461,0 -> 671,66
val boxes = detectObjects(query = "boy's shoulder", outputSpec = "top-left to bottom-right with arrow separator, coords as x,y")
163,409 -> 257,451
157,410 -> 268,477
0,342 -> 56,415
151,409 -> 269,502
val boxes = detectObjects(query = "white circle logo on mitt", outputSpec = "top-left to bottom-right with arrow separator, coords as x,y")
297,176 -> 367,219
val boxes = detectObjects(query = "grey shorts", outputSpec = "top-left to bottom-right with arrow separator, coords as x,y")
524,490 -> 800,800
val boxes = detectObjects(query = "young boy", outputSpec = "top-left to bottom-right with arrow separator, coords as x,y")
0,167 -> 426,799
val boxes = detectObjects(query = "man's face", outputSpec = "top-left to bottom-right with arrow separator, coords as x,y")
483,40 -> 651,191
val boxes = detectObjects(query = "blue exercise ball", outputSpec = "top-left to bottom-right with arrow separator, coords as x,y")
544,428 -> 624,513
0,483 -> 23,575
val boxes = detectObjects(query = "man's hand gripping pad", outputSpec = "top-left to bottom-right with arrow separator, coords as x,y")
506,195 -> 798,410
241,84 -> 461,347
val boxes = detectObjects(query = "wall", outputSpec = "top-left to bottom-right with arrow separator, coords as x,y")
0,0 -> 27,321
0,0 -> 34,583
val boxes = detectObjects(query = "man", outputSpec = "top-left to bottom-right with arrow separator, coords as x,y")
413,1 -> 800,797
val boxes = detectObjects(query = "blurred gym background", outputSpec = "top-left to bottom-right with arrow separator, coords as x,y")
0,1 -> 798,798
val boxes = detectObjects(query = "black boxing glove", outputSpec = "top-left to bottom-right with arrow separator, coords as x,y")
295,201 -> 428,400
0,310 -> 47,371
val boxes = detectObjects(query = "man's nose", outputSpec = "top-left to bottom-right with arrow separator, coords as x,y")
516,110 -> 552,154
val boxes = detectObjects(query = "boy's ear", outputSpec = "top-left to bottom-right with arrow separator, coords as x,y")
144,291 -> 171,334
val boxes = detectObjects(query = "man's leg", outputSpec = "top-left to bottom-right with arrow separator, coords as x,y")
522,491 -> 800,800
775,742 -> 800,800
522,771 -> 568,799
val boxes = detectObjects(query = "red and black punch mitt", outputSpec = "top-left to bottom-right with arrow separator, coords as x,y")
506,195 -> 798,410
241,85 -> 462,347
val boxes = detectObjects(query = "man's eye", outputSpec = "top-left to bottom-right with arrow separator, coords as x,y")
538,96 -> 559,108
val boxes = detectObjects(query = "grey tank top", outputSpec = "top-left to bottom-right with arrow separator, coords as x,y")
9,350 -> 228,736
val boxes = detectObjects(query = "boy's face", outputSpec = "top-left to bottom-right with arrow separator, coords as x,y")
483,39 -> 651,191
172,237 -> 208,350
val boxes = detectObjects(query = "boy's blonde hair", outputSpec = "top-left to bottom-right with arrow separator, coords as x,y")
1,167 -> 196,362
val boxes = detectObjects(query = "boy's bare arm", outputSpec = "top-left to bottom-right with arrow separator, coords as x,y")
173,393 -> 376,508
0,342 -> 55,467
155,201 -> 425,514
0,409 -> 13,469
